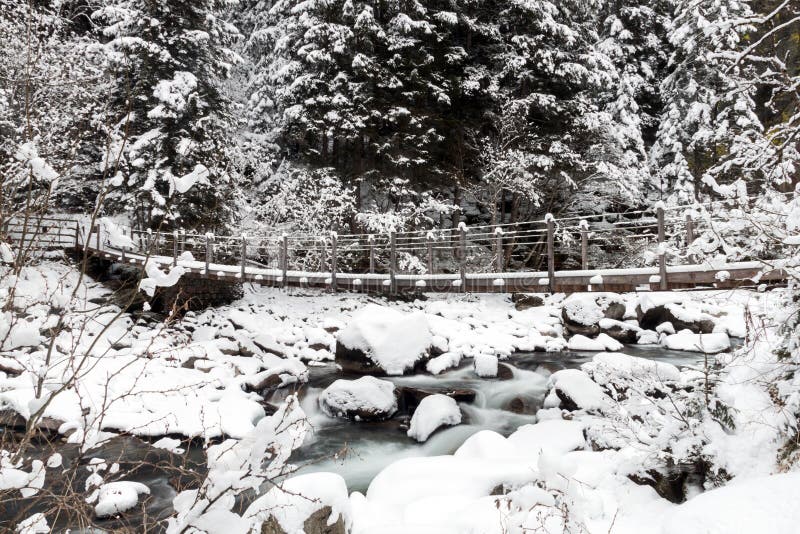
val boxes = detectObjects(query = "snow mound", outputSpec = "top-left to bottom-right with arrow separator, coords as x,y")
94,481 -> 150,518
474,353 -> 499,377
662,472 -> 800,534
245,472 -> 351,533
662,332 -> 731,353
567,333 -> 623,351
319,376 -> 397,421
337,304 -> 433,375
407,394 -> 462,442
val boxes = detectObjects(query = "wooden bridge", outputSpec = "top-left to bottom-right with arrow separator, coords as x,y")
3,198 -> 792,294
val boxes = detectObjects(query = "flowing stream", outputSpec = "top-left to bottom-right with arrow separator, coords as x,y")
289,346 -> 705,493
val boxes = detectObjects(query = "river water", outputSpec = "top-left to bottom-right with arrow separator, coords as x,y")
289,346 -> 705,493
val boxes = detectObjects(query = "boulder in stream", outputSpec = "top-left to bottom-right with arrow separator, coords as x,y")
335,304 -> 433,375
319,376 -> 398,421
407,394 -> 462,442
561,293 -> 626,338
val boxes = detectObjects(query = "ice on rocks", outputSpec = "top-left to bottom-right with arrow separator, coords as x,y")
407,394 -> 462,442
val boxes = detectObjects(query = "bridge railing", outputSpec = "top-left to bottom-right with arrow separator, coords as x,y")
6,190 -> 794,292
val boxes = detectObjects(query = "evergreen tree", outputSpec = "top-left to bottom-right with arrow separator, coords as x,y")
650,0 -> 759,203
93,0 -> 241,229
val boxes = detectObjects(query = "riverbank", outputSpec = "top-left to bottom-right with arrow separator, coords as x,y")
0,259 -> 793,532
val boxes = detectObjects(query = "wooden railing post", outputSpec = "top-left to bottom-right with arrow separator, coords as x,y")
96,224 -> 101,250
180,229 -> 186,255
494,227 -> 503,272
459,224 -> 467,292
427,232 -> 434,275
173,230 -> 178,266
205,232 -> 212,276
330,231 -> 338,292
389,231 -> 397,294
281,234 -> 288,288
546,215 -> 555,294
657,205 -> 667,290
685,212 -> 695,263
240,233 -> 247,280
74,221 -> 80,248
368,235 -> 375,274
580,219 -> 589,270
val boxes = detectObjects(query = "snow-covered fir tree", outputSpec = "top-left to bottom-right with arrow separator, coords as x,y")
93,0 -> 242,230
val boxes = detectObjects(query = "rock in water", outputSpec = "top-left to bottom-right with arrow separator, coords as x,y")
319,376 -> 398,421
561,293 -> 626,338
335,304 -> 433,375
474,353 -> 499,377
407,394 -> 462,442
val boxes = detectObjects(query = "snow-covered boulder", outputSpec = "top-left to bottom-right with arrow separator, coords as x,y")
662,331 -> 731,354
245,472 -> 351,534
582,352 -> 682,392
319,376 -> 398,421
544,369 -> 611,412
566,333 -> 623,352
407,394 -> 462,442
561,293 -> 626,338
335,304 -> 433,375
637,296 -> 715,334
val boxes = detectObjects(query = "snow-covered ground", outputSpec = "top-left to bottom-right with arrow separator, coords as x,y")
1,259 -> 796,532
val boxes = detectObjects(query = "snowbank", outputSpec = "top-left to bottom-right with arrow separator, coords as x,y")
544,369 -> 610,411
662,472 -> 800,534
407,394 -> 462,442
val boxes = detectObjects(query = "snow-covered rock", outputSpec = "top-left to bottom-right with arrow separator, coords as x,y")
335,304 -> 433,375
474,353 -> 499,377
244,472 -> 351,534
319,376 -> 398,421
582,352 -> 682,389
407,394 -> 462,442
544,369 -> 611,412
567,333 -> 623,352
638,295 -> 716,333
93,481 -> 150,518
561,293 -> 626,337
662,331 -> 731,353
